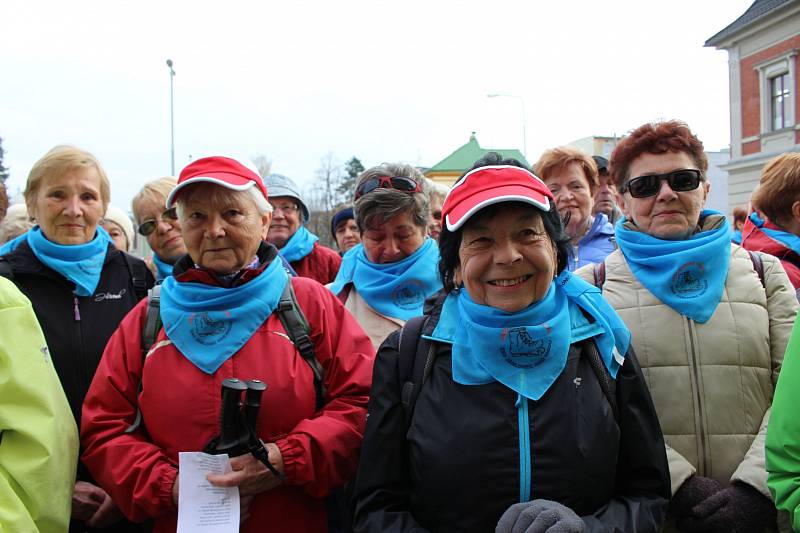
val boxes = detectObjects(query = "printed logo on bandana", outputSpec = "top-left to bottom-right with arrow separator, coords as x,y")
391,281 -> 425,310
189,312 -> 233,345
670,262 -> 708,299
500,327 -> 551,369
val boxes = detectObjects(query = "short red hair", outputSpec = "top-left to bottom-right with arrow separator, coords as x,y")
534,146 -> 599,193
609,120 -> 707,188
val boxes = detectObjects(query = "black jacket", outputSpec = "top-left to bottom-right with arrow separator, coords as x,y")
352,298 -> 670,533
2,241 -> 153,533
2,241 -> 153,428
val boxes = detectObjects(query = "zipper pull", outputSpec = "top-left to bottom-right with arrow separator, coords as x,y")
73,294 -> 81,321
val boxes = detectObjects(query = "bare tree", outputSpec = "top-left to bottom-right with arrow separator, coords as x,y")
251,154 -> 272,178
304,152 -> 346,247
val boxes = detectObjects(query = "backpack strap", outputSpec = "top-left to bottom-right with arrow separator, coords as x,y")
592,261 -> 606,290
399,315 -> 434,428
0,258 -> 13,281
277,282 -> 325,410
747,250 -> 766,289
126,284 -> 162,434
581,338 -> 619,422
121,252 -> 149,301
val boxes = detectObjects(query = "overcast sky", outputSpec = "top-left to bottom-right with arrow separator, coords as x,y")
1,0 -> 752,211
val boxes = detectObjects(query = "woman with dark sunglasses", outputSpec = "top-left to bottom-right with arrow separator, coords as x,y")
132,177 -> 187,281
575,120 -> 798,533
328,163 -> 442,350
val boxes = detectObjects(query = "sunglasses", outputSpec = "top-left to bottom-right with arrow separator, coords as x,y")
137,207 -> 179,236
621,169 -> 702,198
354,176 -> 422,200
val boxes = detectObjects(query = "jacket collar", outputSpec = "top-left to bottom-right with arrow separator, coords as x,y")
173,241 -> 279,287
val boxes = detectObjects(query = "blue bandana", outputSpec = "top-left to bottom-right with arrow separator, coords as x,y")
153,254 -> 174,281
279,226 -> 318,263
749,212 -> 800,255
615,210 -> 731,324
26,226 -> 111,297
430,271 -> 628,401
0,232 -> 28,255
329,238 -> 442,321
160,258 -> 289,374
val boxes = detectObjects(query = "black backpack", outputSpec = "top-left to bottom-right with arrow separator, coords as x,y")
126,281 -> 325,433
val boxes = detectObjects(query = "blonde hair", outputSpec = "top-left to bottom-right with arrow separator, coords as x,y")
534,146 -> 599,193
0,204 -> 34,244
25,145 -> 110,213
751,153 -> 800,225
131,177 -> 178,224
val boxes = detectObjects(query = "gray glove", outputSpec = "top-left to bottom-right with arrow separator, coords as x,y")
496,499 -> 585,533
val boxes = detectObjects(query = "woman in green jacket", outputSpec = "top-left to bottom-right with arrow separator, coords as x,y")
0,276 -> 78,532
767,314 -> 800,531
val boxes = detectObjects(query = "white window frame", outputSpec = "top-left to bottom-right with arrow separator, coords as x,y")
755,50 -> 797,133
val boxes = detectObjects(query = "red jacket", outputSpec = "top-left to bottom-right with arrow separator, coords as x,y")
291,242 -> 342,284
80,271 -> 374,533
741,217 -> 800,288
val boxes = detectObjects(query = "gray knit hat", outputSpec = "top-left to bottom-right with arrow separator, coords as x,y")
264,173 -> 309,222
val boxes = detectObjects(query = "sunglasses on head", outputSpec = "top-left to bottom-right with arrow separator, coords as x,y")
354,176 -> 422,200
137,207 -> 178,236
621,169 -> 702,198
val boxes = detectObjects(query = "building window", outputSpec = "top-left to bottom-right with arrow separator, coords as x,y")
771,73 -> 790,131
755,51 -> 796,136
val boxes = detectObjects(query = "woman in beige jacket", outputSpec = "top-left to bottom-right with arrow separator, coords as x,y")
328,163 -> 443,350
577,120 -> 798,533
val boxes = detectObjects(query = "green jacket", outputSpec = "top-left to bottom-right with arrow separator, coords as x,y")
768,314 -> 800,531
0,277 -> 77,532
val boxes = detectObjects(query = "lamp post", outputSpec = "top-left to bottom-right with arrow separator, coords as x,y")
487,93 -> 527,159
166,59 -> 176,175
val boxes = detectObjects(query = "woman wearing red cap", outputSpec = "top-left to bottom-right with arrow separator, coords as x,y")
352,153 -> 670,532
81,155 -> 375,532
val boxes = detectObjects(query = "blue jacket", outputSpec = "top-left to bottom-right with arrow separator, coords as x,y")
567,214 -> 615,271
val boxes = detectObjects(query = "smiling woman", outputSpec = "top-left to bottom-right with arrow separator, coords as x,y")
353,153 -> 671,533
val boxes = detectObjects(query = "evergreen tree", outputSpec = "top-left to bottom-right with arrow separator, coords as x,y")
338,156 -> 364,200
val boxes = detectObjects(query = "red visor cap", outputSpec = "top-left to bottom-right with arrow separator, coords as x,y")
166,156 -> 268,207
442,165 -> 553,231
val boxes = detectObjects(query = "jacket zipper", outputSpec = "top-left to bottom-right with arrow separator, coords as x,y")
516,394 -> 531,502
73,293 -> 81,321
686,317 -> 707,475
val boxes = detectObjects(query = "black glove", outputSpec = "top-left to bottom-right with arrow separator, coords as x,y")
670,475 -> 723,519
496,499 -> 584,533
677,482 -> 775,533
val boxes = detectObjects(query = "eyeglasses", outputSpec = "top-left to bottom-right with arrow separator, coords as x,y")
621,169 -> 703,198
354,176 -> 422,200
269,202 -> 300,214
137,207 -> 178,236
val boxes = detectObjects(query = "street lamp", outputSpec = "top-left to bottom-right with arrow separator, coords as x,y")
166,59 -> 176,175
487,93 -> 527,159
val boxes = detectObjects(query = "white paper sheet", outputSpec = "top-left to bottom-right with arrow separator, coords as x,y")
177,452 -> 240,533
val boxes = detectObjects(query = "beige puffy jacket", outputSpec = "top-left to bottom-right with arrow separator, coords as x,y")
576,235 -> 797,500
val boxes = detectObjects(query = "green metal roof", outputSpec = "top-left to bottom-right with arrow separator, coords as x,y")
428,133 -> 529,172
